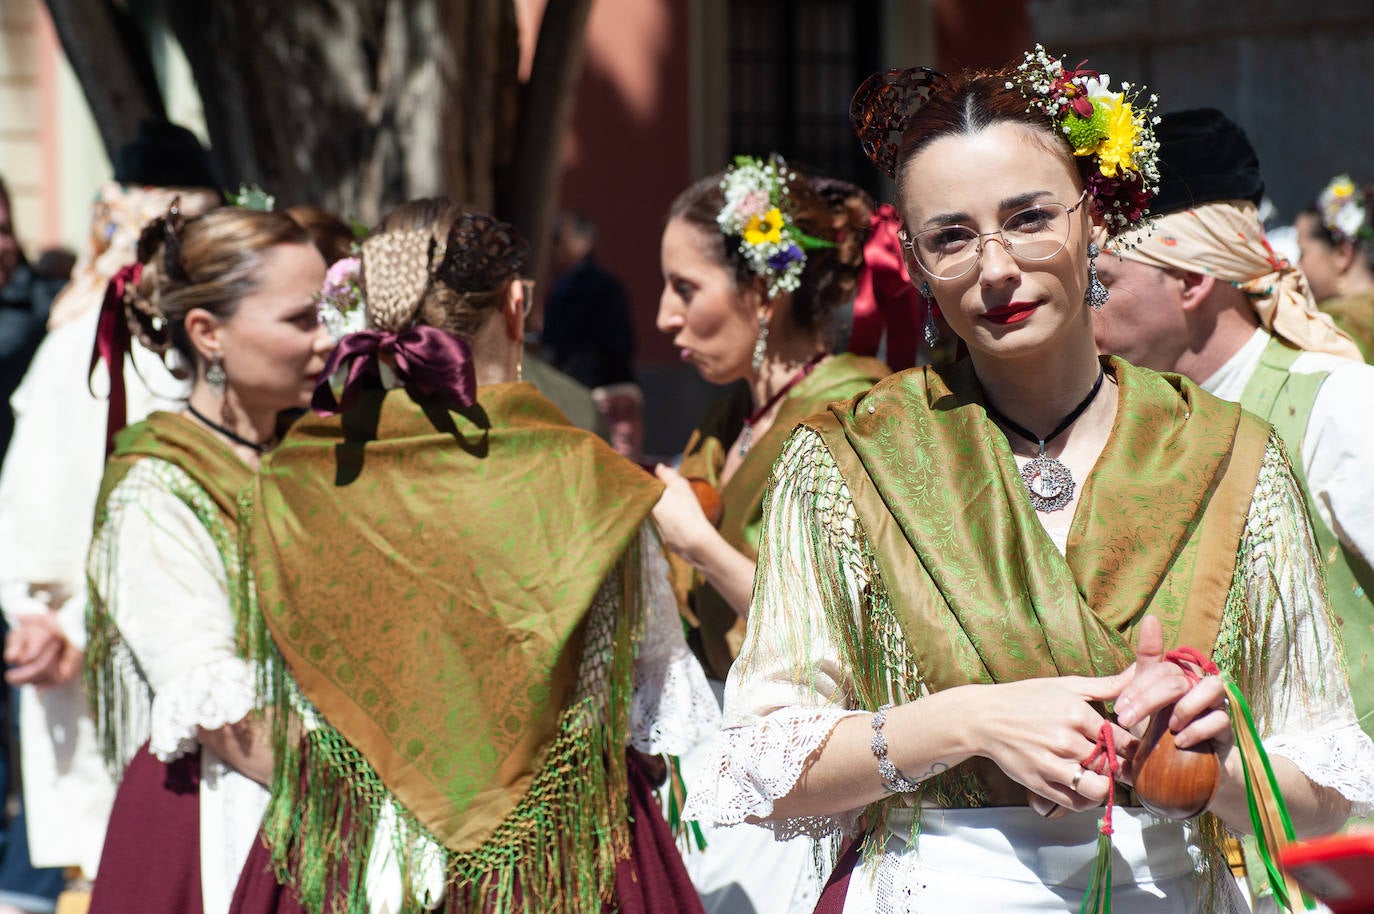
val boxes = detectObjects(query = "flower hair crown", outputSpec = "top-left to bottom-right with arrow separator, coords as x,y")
1317,175 -> 1372,244
716,155 -> 834,298
1012,46 -> 1161,234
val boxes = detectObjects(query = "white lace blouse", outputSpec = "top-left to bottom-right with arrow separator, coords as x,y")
686,428 -> 1374,840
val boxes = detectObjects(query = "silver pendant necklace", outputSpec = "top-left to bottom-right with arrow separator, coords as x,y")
983,369 -> 1106,513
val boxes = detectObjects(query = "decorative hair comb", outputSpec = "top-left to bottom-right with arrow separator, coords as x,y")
134,197 -> 190,282
849,67 -> 945,179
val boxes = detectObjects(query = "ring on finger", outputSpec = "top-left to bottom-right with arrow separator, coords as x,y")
1070,765 -> 1087,793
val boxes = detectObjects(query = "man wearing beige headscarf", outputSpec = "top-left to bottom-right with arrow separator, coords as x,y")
1094,107 -> 1374,746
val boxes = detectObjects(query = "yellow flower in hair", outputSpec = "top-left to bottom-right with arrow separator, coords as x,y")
1095,94 -> 1141,179
744,208 -> 785,246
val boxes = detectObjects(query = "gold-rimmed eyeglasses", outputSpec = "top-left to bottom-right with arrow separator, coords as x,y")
901,189 -> 1089,281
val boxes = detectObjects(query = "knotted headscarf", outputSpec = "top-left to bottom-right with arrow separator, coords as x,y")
1116,200 -> 1361,360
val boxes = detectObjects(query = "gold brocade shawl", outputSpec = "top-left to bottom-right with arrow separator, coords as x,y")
804,357 -> 1270,805
86,412 -> 252,767
245,383 -> 662,913
675,353 -> 888,679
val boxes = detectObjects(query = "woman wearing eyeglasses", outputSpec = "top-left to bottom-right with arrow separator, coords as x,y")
685,51 -> 1374,913
240,200 -> 717,914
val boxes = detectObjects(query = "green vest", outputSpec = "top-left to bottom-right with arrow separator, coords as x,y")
1240,337 -> 1374,738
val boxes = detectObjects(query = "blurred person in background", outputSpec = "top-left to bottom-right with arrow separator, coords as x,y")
0,172 -> 68,914
0,122 -> 221,910
652,157 -> 888,914
1297,175 -> 1374,361
540,211 -> 641,461
285,204 -> 357,266
0,175 -> 65,456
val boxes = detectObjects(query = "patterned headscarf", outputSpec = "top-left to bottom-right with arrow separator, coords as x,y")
1114,200 -> 1361,360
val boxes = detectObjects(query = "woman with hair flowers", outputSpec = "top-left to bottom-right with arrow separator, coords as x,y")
1298,175 -> 1374,360
240,199 -> 718,914
684,49 -> 1374,913
653,157 -> 888,914
84,205 -> 332,914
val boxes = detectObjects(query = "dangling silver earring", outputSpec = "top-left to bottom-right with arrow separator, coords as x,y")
751,314 -> 770,372
206,355 -> 227,391
919,282 -> 939,347
1085,242 -> 1109,311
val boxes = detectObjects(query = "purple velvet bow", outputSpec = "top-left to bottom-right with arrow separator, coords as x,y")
312,325 -> 478,415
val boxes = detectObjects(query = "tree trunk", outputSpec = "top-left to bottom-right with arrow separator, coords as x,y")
504,0 -> 594,279
45,0 -> 584,233
42,0 -> 164,160
158,0 -> 521,225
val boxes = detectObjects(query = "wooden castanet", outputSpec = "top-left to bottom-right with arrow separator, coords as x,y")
687,477 -> 724,528
1127,701 -> 1220,819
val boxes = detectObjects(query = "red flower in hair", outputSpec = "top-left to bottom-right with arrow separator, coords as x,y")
1051,60 -> 1099,118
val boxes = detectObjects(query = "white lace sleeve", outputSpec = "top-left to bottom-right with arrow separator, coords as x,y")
89,458 -> 257,763
685,429 -> 870,839
630,522 -> 720,755
1226,439 -> 1374,816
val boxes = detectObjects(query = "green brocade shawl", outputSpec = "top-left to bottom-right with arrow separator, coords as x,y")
804,357 -> 1270,806
85,412 -> 253,768
675,353 -> 888,679
245,383 -> 662,914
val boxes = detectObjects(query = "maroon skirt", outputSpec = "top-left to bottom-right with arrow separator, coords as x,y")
613,750 -> 706,914
88,743 -> 204,914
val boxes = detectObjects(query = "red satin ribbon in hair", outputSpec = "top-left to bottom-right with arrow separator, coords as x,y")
311,325 -> 479,415
90,263 -> 143,456
850,204 -> 923,371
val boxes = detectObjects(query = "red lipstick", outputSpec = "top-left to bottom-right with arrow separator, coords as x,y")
982,301 -> 1041,325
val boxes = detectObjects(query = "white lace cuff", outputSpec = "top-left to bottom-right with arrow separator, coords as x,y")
683,706 -> 864,840
630,648 -> 721,756
148,656 -> 258,763
1267,723 -> 1374,818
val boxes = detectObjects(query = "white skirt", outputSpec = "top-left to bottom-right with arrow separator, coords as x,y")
844,806 -> 1247,914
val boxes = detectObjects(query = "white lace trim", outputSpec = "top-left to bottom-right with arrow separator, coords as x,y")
1267,724 -> 1374,818
630,522 -> 720,755
630,650 -> 720,756
684,706 -> 863,839
148,655 -> 258,763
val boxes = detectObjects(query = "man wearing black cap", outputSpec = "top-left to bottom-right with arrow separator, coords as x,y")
1093,107 -> 1374,744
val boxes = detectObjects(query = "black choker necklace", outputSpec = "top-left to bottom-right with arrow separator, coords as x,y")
982,369 -> 1106,512
186,403 -> 271,455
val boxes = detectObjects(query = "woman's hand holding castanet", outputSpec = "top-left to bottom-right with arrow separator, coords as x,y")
650,463 -> 757,616
1114,616 -> 1229,819
651,464 -> 718,559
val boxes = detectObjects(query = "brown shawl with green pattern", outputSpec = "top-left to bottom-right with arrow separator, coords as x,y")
245,382 -> 663,914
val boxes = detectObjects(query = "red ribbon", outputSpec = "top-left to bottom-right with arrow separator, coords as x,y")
311,325 -> 479,415
90,263 -> 142,457
850,205 -> 923,370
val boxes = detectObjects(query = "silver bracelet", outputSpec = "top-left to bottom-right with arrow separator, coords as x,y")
870,703 -> 922,793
